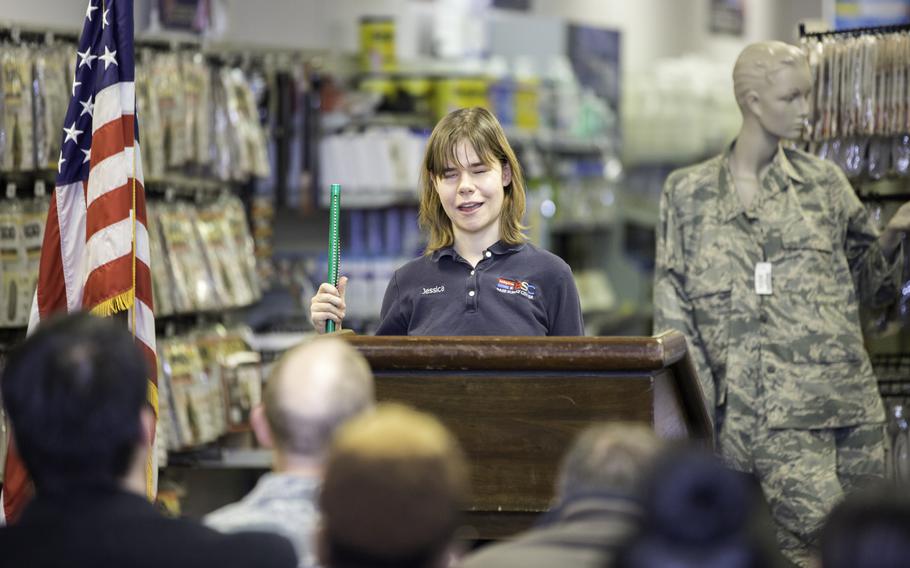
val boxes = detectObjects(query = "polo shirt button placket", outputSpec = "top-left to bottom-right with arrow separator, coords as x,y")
466,287 -> 477,311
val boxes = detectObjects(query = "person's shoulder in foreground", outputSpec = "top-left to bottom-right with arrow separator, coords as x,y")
0,488 -> 297,568
0,312 -> 295,568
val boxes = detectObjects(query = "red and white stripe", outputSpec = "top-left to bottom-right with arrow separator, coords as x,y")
3,79 -> 158,523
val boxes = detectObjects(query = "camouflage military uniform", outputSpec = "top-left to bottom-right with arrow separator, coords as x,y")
653,144 -> 897,567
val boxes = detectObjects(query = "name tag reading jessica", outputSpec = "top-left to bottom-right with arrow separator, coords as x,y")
755,262 -> 773,295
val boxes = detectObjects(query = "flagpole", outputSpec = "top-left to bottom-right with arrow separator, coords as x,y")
104,0 -> 156,503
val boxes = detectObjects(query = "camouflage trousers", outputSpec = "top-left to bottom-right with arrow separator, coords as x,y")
717,388 -> 885,568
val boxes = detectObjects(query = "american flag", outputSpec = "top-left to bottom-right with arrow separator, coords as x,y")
1,0 -> 157,523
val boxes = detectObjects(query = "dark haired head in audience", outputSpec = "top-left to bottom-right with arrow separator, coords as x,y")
820,483 -> 910,568
318,403 -> 469,568
615,448 -> 786,568
2,312 -> 151,494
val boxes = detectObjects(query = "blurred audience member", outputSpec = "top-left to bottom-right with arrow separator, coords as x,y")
615,449 -> 786,568
206,337 -> 375,567
318,403 -> 469,568
460,423 -> 662,568
0,313 -> 296,568
820,484 -> 910,568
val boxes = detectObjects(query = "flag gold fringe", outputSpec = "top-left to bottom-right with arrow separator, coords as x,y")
146,450 -> 155,501
146,380 -> 159,500
147,380 -> 159,416
89,288 -> 134,317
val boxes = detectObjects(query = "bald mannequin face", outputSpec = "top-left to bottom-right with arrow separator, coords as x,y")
749,62 -> 812,140
733,41 -> 812,140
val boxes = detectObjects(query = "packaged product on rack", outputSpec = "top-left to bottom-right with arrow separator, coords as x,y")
153,54 -> 189,169
803,29 -> 910,179
136,51 -> 167,180
196,327 -> 254,432
249,195 -> 274,285
155,204 -> 192,313
225,195 -> 262,300
0,198 -> 24,327
194,204 -> 233,308
221,351 -> 262,429
224,67 -> 271,180
157,202 -> 215,312
159,336 -> 224,449
1,47 -> 36,172
33,45 -> 70,171
193,330 -> 233,440
198,199 -> 255,307
20,196 -> 47,323
146,202 -> 176,316
210,68 -> 237,181
182,52 -> 213,168
158,338 -> 194,450
158,203 -> 208,313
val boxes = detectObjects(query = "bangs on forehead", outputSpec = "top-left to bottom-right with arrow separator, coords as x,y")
428,124 -> 500,176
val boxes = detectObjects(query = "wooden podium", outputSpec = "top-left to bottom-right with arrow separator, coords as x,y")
344,330 -> 711,539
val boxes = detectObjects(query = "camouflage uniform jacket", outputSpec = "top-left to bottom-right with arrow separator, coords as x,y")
654,145 -> 899,429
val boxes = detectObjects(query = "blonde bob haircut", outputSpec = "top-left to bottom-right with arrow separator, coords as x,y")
418,107 -> 527,254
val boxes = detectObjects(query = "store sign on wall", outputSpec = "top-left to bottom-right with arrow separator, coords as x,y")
492,0 -> 531,10
709,0 -> 744,36
835,0 -> 910,28
567,24 -> 621,112
158,0 -> 211,33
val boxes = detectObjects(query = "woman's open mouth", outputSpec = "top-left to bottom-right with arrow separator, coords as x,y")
457,202 -> 483,213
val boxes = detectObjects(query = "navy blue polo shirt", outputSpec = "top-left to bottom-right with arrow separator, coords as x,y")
375,241 -> 584,336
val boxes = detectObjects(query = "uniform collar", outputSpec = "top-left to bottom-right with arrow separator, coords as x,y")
430,240 -> 526,262
718,141 -> 805,222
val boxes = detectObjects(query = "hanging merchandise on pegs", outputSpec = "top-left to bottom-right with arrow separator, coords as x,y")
0,197 -> 23,327
0,46 -> 36,172
32,45 -> 71,171
801,24 -> 910,179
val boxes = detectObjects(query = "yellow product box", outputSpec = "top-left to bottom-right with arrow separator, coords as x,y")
360,16 -> 396,72
514,78 -> 540,132
432,76 -> 489,120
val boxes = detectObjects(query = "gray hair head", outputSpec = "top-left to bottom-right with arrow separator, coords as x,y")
557,423 -> 663,499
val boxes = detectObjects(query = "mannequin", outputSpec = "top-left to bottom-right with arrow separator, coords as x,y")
654,41 -> 910,567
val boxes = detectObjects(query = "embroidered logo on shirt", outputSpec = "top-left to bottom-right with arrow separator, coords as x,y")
422,285 -> 446,295
496,277 -> 536,300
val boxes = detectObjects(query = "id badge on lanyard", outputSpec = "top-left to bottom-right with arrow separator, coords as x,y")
755,262 -> 772,295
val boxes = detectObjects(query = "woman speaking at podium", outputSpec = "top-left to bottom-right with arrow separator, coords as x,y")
309,107 -> 584,336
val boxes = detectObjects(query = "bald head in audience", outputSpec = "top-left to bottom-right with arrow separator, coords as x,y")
318,403 -> 469,568
254,336 -> 375,472
205,336 -> 375,566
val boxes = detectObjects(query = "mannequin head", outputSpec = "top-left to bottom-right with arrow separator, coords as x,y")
732,41 -> 811,140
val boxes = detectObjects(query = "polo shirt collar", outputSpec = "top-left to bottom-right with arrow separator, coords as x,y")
430,240 -> 527,262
